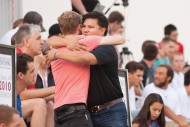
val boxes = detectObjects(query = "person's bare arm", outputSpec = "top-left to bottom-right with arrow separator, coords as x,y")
46,36 -> 65,48
46,34 -> 125,67
164,105 -> 189,127
46,36 -> 86,50
20,86 -> 55,100
71,0 -> 87,15
44,94 -> 55,102
99,35 -> 125,45
132,123 -> 139,127
46,49 -> 97,65
20,118 -> 27,127
46,35 -> 125,65
47,35 -> 125,50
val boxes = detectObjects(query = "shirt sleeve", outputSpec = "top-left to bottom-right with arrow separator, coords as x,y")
80,35 -> 101,51
17,95 -> 23,117
91,45 -> 117,65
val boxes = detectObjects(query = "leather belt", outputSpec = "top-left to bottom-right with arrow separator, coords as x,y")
54,104 -> 87,116
90,98 -> 123,113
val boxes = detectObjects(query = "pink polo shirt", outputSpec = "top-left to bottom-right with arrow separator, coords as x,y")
51,35 -> 101,109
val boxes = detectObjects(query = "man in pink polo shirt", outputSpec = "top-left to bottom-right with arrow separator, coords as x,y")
47,11 -> 125,127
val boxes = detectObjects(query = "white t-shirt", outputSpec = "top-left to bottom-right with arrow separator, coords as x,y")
176,87 -> 190,119
142,83 -> 181,121
0,27 -> 19,45
171,72 -> 184,90
129,86 -> 136,110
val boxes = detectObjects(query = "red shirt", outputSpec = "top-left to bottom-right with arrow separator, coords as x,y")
16,47 -> 22,54
158,41 -> 184,54
176,41 -> 184,54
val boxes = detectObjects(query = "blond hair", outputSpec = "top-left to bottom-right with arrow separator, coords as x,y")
0,105 -> 19,125
58,11 -> 82,35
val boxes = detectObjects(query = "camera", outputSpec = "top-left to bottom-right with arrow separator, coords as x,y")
121,47 -> 132,55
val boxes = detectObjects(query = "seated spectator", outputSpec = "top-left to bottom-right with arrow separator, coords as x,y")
35,54 -> 55,90
34,24 -> 61,90
125,61 -> 144,118
108,11 -> 124,67
164,24 -> 184,54
141,40 -> 157,53
108,11 -> 124,36
14,24 -> 54,127
17,53 -> 36,127
140,41 -> 158,87
158,24 -> 184,55
141,64 -> 188,126
154,37 -> 176,67
171,53 -> 185,90
132,93 -> 165,127
177,70 -> 190,120
0,105 -> 21,127
35,23 -> 60,89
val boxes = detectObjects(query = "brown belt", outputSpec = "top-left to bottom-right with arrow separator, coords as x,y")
90,98 -> 123,113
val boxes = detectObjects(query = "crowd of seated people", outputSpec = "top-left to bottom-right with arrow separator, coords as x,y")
127,24 -> 190,127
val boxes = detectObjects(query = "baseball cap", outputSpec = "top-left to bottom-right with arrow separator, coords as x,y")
23,11 -> 46,32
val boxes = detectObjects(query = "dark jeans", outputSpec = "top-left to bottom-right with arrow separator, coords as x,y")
90,102 -> 128,127
54,104 -> 93,127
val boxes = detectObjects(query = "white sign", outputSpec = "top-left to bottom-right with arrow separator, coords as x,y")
0,54 -> 12,106
118,69 -> 132,127
119,76 -> 127,106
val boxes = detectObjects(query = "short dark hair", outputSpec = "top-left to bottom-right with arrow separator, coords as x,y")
143,44 -> 158,61
125,61 -> 144,73
17,53 -> 34,74
158,64 -> 174,83
23,11 -> 45,32
48,23 -> 62,38
108,11 -> 124,23
82,11 -> 108,36
0,105 -> 19,125
162,37 -> 176,44
141,40 -> 156,53
184,70 -> 190,86
164,24 -> 177,36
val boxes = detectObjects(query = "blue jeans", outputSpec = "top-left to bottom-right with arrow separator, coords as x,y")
90,102 -> 128,127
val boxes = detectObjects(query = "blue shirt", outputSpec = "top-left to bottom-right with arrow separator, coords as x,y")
154,57 -> 170,68
17,95 -> 22,117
